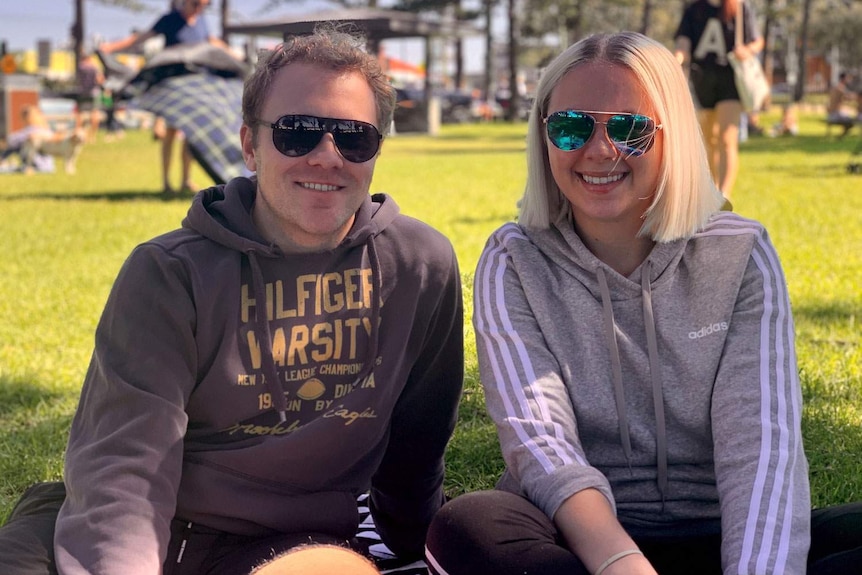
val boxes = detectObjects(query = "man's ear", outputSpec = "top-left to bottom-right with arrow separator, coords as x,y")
240,124 -> 257,172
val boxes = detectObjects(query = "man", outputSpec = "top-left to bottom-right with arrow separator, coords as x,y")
75,51 -> 104,143
827,72 -> 858,138
0,29 -> 464,575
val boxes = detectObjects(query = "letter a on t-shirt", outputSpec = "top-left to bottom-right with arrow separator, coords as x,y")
693,19 -> 728,65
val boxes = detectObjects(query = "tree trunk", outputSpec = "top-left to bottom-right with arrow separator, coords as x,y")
506,0 -> 519,121
640,0 -> 653,36
483,0 -> 493,102
221,0 -> 230,43
73,0 -> 84,82
454,0 -> 468,90
762,0 -> 774,83
794,0 -> 812,102
454,38 -> 464,90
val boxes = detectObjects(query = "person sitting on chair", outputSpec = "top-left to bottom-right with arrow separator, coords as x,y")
827,72 -> 858,138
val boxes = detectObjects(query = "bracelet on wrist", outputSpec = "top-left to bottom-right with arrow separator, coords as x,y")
594,549 -> 644,575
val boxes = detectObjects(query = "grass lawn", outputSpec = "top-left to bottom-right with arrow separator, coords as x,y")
1,112 -> 860,520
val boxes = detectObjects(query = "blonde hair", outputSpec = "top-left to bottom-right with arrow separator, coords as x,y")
519,32 -> 723,242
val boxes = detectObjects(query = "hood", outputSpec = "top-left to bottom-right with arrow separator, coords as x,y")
182,176 -> 400,421
524,218 -> 687,502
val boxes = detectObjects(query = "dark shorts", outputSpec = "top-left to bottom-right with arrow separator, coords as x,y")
690,64 -> 739,109
426,489 -> 862,575
0,482 -> 368,575
0,482 -> 63,575
75,91 -> 101,112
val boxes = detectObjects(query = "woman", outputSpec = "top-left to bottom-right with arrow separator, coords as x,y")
100,0 -> 231,194
425,32 -> 861,575
1,105 -> 66,173
674,0 -> 763,199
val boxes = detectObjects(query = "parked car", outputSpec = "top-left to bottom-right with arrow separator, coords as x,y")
393,87 -> 491,131
494,89 -> 533,121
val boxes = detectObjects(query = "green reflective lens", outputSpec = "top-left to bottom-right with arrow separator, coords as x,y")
545,110 -> 660,156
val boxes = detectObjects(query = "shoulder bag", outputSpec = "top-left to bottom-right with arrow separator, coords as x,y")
727,0 -> 770,112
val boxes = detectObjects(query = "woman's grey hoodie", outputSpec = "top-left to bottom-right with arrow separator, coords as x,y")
473,211 -> 809,574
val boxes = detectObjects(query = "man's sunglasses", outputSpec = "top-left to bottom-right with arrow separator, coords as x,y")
257,114 -> 382,164
544,110 -> 662,157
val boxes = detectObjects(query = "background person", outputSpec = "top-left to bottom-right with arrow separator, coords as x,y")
771,103 -> 799,137
0,105 -> 71,174
0,29 -> 463,575
674,0 -> 764,199
100,0 -> 234,194
425,31 -> 862,575
0,105 -> 54,167
99,88 -> 124,141
826,72 -> 858,137
75,51 -> 104,143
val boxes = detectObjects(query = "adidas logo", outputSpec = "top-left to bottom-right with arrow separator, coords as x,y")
688,322 -> 729,339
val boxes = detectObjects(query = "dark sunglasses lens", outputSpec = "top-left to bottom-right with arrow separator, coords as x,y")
331,120 -> 380,163
606,114 -> 657,155
271,117 -> 324,157
547,111 -> 594,151
270,116 -> 379,163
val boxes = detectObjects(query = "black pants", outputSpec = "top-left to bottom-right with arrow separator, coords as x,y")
0,482 -> 357,575
425,490 -> 862,575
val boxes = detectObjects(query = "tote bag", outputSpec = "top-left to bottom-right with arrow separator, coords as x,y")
728,0 -> 769,112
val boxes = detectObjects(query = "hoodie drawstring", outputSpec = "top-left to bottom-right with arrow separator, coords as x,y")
246,250 -> 289,422
597,262 -> 669,501
596,267 -> 633,466
640,261 -> 668,501
352,236 -> 381,388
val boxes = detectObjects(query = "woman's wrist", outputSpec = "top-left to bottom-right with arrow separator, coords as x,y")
599,549 -> 655,575
594,549 -> 642,575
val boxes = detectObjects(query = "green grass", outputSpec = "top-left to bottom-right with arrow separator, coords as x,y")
1,115 -> 860,520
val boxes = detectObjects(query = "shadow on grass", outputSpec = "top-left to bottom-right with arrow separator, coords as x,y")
803,401 -> 862,505
751,163 -> 861,179
452,214 -> 518,225
1,190 -> 196,202
396,129 -> 527,143
444,364 -> 505,496
0,375 -> 74,520
793,299 -> 861,319
742,132 -> 862,156
792,299 -> 860,329
0,375 -> 72,417
389,145 -> 526,157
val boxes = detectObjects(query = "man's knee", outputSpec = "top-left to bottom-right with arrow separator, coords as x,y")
250,544 -> 380,575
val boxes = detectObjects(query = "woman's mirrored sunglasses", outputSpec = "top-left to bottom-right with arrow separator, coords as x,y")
257,114 -> 382,163
544,110 -> 662,157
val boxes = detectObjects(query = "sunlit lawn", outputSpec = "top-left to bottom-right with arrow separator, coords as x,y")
1,112 -> 860,520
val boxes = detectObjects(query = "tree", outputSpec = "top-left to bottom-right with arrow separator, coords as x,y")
506,0 -> 520,120
810,1 -> 862,72
391,0 -> 482,90
794,0 -> 813,101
